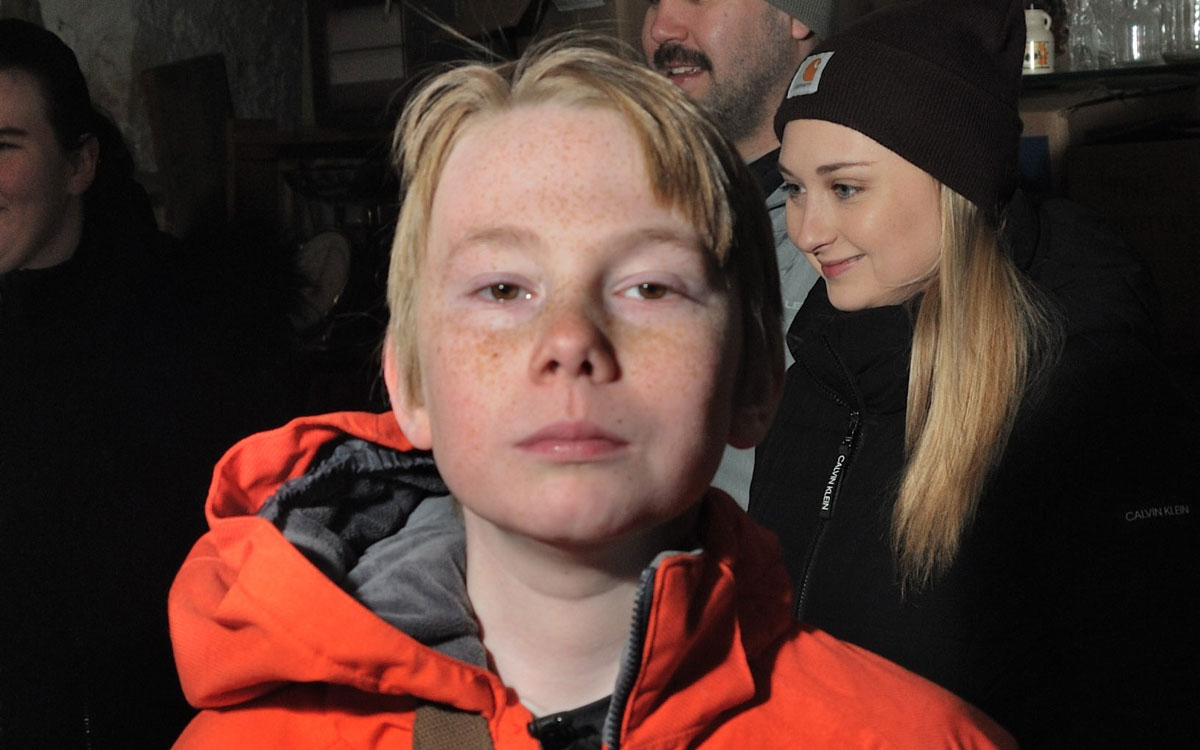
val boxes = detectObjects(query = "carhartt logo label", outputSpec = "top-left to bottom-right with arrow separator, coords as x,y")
1125,504 -> 1191,522
787,52 -> 834,98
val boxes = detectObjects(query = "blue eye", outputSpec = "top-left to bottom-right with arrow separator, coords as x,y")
832,183 -> 860,199
781,181 -> 804,198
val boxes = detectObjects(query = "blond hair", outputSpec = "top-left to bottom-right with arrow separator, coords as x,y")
894,187 -> 1058,589
385,34 -> 782,406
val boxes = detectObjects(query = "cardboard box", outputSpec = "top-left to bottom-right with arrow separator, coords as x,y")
1019,79 -> 1197,191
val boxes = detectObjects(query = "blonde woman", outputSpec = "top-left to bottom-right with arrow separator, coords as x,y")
749,0 -> 1200,747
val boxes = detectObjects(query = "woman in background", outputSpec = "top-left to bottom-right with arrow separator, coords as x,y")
1,18 -> 214,746
749,0 -> 1198,747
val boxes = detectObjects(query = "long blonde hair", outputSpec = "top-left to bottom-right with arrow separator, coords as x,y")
894,186 -> 1058,590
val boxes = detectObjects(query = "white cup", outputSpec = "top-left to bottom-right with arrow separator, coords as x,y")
1024,8 -> 1056,74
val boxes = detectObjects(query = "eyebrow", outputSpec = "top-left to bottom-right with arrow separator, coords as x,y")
0,126 -> 29,138
450,225 -> 538,255
451,224 -> 702,255
620,225 -> 704,250
780,160 -> 876,179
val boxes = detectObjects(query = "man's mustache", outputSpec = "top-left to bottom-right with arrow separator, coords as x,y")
652,42 -> 712,73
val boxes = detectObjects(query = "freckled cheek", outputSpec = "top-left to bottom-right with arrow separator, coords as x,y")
420,314 -> 522,443
619,317 -> 733,415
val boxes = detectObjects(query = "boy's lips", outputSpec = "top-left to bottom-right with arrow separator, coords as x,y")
517,421 -> 629,461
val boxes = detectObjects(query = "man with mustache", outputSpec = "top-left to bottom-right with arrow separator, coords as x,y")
642,0 -> 833,505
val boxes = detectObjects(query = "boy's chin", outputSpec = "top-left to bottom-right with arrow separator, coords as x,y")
461,491 -> 705,560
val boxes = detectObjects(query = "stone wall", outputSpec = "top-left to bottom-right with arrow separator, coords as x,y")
36,0 -> 304,174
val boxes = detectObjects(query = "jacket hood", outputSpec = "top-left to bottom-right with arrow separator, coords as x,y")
1003,189 -> 1159,342
170,411 -> 796,731
170,412 -> 504,712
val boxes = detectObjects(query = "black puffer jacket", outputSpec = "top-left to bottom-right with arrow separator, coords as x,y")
749,192 -> 1199,748
0,219 -> 223,748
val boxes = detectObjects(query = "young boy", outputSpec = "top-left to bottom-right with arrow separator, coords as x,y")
167,37 -> 1014,750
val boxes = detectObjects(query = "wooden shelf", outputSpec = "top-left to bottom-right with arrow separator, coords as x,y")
1022,59 -> 1200,90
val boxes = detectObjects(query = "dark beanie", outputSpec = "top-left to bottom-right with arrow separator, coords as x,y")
774,0 -> 1024,211
765,0 -> 836,40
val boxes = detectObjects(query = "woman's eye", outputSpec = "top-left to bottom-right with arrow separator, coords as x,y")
781,181 -> 804,198
832,183 -> 860,199
624,282 -> 670,300
482,282 -> 529,302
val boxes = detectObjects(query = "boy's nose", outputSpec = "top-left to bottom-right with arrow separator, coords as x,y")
530,301 -> 618,384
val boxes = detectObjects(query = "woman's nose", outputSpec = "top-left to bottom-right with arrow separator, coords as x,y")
787,199 -> 835,255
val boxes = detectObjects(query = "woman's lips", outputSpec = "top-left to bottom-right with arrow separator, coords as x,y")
820,255 -> 863,279
517,422 -> 628,461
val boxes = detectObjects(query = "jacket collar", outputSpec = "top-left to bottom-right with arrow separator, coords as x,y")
615,493 -> 793,747
787,283 -> 914,415
748,147 -> 784,203
0,228 -> 94,323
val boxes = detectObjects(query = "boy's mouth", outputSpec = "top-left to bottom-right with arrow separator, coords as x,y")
517,421 -> 628,461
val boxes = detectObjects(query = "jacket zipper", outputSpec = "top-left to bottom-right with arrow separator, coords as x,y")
601,564 -> 658,750
794,408 -> 860,619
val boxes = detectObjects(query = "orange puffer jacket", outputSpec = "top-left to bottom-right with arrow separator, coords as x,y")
169,411 -> 1014,750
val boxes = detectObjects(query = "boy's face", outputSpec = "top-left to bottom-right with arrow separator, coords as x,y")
390,103 -> 746,547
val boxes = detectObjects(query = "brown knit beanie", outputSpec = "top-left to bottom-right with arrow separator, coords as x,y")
774,0 -> 1025,211
764,0 -> 836,40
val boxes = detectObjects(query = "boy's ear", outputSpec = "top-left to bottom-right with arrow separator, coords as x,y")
67,134 -> 99,197
383,341 -> 433,450
727,353 -> 784,450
